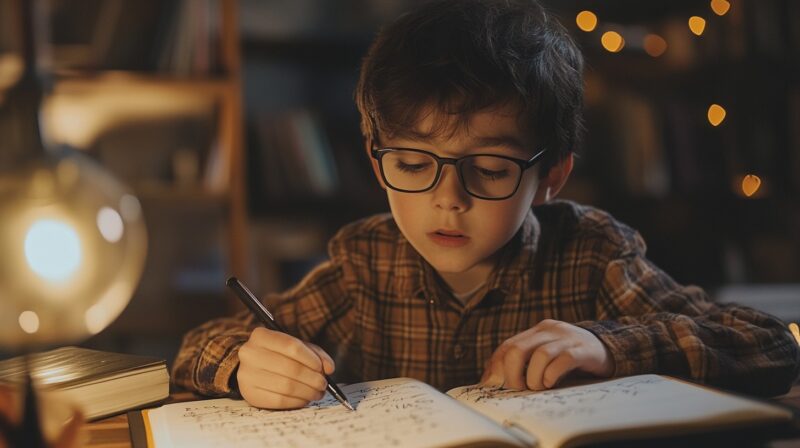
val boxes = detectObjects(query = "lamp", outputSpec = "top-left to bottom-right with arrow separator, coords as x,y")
0,0 -> 147,445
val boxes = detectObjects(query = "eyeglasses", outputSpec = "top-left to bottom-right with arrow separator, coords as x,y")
370,147 -> 547,200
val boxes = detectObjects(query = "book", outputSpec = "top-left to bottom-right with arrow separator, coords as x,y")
130,374 -> 793,448
0,346 -> 169,421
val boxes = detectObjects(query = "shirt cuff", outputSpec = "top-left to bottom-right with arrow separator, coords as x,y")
575,320 -> 657,378
200,334 -> 248,396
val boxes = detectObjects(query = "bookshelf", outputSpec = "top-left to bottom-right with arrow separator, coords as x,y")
241,0 -> 798,297
37,0 -> 248,362
556,0 -> 800,289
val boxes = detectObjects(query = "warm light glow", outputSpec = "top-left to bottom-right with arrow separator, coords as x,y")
24,219 -> 82,282
85,305 -> 107,335
741,175 -> 761,197
576,11 -> 598,32
119,194 -> 142,222
688,16 -> 706,36
643,34 -> 668,57
790,323 -> 800,345
97,207 -> 124,243
19,311 -> 40,334
710,0 -> 731,16
601,31 -> 625,53
707,104 -> 726,126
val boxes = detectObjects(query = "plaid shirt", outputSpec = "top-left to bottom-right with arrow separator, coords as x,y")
173,200 -> 799,397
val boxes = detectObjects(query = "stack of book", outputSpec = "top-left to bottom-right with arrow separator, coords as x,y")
0,346 -> 169,421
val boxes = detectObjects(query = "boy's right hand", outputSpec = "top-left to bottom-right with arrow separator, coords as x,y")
236,327 -> 335,409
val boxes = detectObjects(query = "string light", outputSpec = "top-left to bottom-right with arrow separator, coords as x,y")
707,104 -> 726,126
576,11 -> 598,32
710,0 -> 731,16
741,175 -> 762,197
643,34 -> 668,57
790,323 -> 800,345
688,16 -> 707,36
601,31 -> 625,53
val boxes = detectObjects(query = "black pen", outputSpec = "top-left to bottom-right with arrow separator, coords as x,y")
226,276 -> 356,411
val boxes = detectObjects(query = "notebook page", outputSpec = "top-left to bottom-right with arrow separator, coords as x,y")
448,374 -> 792,448
146,377 -> 526,448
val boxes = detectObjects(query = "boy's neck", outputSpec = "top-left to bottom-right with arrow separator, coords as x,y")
436,262 -> 495,294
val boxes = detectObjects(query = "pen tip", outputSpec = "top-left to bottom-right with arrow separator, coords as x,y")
226,277 -> 237,286
344,400 -> 356,412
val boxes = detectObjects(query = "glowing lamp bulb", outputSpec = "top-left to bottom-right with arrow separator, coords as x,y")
576,11 -> 597,32
790,323 -> 800,345
689,16 -> 706,36
24,219 -> 82,282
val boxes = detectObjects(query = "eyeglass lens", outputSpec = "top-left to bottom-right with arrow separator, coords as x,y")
380,150 -> 522,198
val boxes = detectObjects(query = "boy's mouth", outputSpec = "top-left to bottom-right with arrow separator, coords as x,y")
428,230 -> 470,247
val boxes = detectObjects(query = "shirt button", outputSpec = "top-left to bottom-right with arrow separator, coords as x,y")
453,344 -> 465,360
429,298 -> 435,305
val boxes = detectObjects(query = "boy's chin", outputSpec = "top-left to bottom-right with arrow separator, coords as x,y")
423,255 -> 481,275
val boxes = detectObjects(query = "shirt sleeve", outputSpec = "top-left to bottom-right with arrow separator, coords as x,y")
576,240 -> 800,397
171,257 -> 353,397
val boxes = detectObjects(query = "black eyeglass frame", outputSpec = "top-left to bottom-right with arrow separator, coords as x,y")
370,147 -> 548,200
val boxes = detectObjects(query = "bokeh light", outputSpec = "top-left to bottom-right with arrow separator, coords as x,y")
576,11 -> 598,32
601,31 -> 625,53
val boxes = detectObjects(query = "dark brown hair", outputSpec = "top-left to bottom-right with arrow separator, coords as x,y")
355,0 -> 584,175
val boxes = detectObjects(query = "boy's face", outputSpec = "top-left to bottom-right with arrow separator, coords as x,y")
371,104 -> 551,282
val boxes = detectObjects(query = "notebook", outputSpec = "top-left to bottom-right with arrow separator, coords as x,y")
130,374 -> 793,448
0,346 -> 169,421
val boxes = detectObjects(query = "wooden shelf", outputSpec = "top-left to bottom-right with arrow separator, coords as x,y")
53,71 -> 237,96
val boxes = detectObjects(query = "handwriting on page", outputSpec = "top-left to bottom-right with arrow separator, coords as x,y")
451,375 -> 663,421
170,382 -> 443,448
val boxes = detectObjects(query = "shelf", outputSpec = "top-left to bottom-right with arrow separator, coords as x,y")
53,71 -> 237,96
242,35 -> 370,68
135,183 -> 230,207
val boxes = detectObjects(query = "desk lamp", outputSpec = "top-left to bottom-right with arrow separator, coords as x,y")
0,0 -> 147,446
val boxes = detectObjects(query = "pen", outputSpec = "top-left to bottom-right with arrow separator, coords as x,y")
226,276 -> 356,411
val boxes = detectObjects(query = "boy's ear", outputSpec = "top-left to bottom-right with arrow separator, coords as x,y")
365,139 -> 387,190
532,153 -> 574,206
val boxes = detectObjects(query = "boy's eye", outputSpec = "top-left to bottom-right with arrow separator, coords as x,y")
394,160 -> 433,174
472,166 -> 510,180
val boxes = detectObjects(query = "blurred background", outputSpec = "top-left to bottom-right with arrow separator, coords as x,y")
0,0 -> 798,368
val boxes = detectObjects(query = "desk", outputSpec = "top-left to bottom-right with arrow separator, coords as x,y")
86,386 -> 800,448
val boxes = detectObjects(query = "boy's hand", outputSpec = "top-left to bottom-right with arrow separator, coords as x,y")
481,319 -> 614,391
236,327 -> 335,409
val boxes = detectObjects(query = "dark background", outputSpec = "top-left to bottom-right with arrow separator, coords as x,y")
0,0 -> 797,367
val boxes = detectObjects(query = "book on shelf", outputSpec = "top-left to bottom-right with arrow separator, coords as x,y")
130,374 -> 792,448
253,110 -> 339,199
0,346 -> 169,421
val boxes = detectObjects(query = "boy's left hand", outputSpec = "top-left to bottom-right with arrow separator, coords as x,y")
480,319 -> 615,391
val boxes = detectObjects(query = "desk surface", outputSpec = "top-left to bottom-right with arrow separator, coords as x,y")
85,385 -> 800,448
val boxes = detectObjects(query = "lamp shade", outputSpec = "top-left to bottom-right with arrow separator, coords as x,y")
0,148 -> 147,350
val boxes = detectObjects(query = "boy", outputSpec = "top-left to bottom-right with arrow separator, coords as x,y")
173,0 -> 799,409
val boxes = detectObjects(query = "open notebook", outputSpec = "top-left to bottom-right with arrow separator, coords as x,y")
130,375 -> 793,448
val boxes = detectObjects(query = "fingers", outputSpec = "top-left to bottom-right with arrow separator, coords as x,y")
238,367 -> 325,404
526,341 -> 576,390
250,327 -> 323,372
238,340 -> 328,393
482,329 -> 558,389
307,343 -> 336,375
237,328 -> 338,409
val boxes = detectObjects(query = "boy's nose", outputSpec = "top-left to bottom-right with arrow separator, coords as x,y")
432,165 -> 470,212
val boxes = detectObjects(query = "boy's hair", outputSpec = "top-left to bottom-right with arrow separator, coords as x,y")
355,0 -> 584,175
